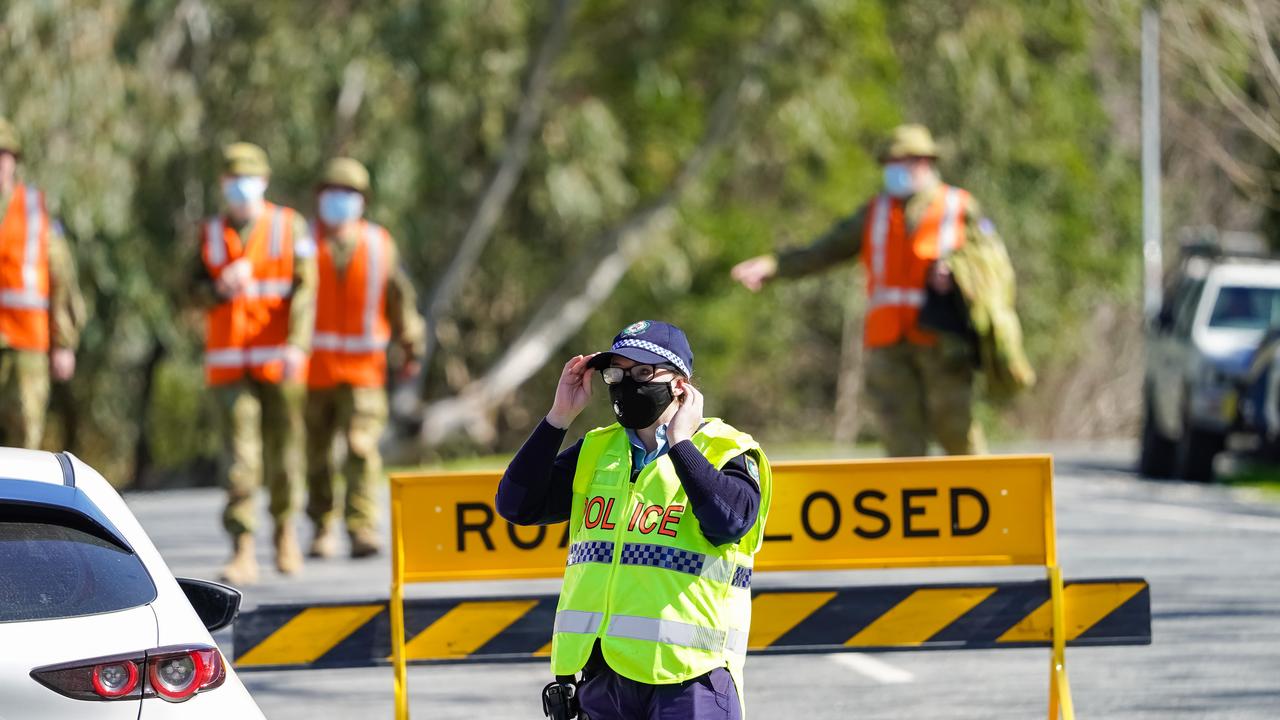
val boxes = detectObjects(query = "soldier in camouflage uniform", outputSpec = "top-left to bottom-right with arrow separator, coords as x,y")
0,118 -> 85,449
732,124 -> 1021,456
304,158 -> 425,559
194,143 -> 317,585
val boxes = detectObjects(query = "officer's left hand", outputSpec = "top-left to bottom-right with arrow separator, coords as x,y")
667,381 -> 703,445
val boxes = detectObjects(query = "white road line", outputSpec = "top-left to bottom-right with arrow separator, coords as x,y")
1093,500 -> 1280,534
828,653 -> 915,684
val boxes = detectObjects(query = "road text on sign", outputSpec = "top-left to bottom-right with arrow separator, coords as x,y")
390,455 -> 1054,583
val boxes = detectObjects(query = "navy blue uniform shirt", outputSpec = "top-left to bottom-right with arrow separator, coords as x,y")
496,418 -> 761,546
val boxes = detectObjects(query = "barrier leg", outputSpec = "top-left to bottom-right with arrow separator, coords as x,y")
391,499 -> 409,720
1047,565 -> 1075,720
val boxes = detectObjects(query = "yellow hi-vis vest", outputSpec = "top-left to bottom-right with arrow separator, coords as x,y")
551,419 -> 772,710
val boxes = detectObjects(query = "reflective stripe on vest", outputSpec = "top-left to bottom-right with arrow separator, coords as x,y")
869,194 -> 890,284
21,187 -> 41,291
205,344 -> 291,369
867,286 -> 926,311
553,610 -> 604,635
0,187 -> 48,312
205,218 -> 226,267
0,289 -> 49,310
551,612 -> 749,657
606,615 -> 744,656
242,279 -> 293,299
269,210 -> 284,259
937,187 -> 964,257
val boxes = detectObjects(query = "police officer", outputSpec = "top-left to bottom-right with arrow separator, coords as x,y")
304,158 -> 425,559
731,124 -> 1005,457
0,117 -> 84,449
497,321 -> 771,719
195,142 -> 316,585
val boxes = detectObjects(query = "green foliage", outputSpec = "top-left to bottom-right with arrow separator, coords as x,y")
2,0 -> 1257,483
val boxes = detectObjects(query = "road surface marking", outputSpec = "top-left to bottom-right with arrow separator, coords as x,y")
829,653 -> 915,684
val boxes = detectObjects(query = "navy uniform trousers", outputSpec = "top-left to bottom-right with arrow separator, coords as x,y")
577,659 -> 741,720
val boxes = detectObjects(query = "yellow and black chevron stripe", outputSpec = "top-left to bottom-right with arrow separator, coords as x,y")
232,578 -> 1150,670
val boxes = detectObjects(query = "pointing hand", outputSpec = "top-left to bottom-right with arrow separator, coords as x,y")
730,255 -> 777,293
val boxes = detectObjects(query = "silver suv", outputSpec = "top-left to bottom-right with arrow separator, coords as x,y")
1140,249 -> 1280,480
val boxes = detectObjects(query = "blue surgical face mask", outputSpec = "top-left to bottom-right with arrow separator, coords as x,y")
882,162 -> 915,198
222,176 -> 268,209
318,189 -> 365,226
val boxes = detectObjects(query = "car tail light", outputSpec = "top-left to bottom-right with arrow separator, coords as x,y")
31,644 -> 226,703
148,647 -> 220,702
91,660 -> 139,698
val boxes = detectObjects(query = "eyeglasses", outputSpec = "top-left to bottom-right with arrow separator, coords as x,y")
600,364 -> 676,385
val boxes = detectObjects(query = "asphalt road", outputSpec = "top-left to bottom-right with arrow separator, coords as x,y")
125,442 -> 1280,719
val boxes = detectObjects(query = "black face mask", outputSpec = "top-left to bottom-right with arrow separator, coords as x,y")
608,377 -> 674,429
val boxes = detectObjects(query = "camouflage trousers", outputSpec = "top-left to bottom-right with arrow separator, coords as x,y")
863,337 -> 986,457
305,385 -> 387,534
0,350 -> 49,449
214,378 -> 305,537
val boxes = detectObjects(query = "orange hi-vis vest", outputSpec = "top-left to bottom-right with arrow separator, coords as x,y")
0,185 -> 51,352
308,220 -> 392,389
860,185 -> 969,348
201,203 -> 299,385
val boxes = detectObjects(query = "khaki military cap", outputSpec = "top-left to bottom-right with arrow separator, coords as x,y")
222,142 -> 270,176
319,157 -> 370,193
880,124 -> 939,162
0,118 -> 21,156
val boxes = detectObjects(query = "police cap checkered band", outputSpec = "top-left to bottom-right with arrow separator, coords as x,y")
587,320 -> 694,377
609,338 -> 690,376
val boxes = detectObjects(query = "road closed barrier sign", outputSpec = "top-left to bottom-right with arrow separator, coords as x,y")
383,455 -> 1109,720
390,454 -> 1055,582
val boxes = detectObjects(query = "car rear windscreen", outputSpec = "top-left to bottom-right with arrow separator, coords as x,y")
0,521 -> 156,622
1209,286 -> 1280,330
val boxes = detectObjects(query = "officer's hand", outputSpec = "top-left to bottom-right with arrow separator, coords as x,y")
50,348 -> 76,382
928,261 -> 954,294
547,353 -> 598,429
667,381 -> 703,445
730,255 -> 777,293
282,346 -> 307,382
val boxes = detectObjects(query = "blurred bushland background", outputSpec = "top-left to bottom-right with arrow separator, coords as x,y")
1,0 -> 1277,485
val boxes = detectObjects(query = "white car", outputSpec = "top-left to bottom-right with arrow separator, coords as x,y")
0,447 -> 265,719
1142,251 -> 1280,480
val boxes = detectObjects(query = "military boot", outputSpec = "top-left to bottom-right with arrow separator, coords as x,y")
308,522 -> 340,559
274,522 -> 304,576
349,527 -> 383,559
220,534 -> 259,587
